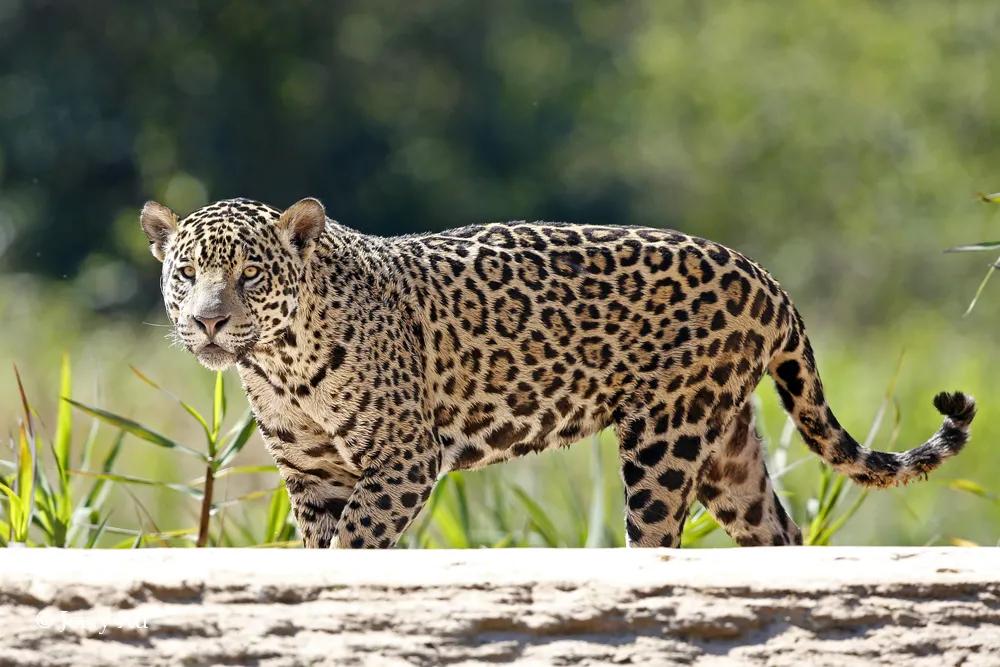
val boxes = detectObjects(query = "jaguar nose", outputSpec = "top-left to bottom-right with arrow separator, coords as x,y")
194,314 -> 230,338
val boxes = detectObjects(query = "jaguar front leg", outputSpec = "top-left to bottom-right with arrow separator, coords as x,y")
333,425 -> 440,549
259,427 -> 360,548
277,460 -> 359,548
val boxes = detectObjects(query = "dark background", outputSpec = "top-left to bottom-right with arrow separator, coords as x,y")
3,1 -> 999,326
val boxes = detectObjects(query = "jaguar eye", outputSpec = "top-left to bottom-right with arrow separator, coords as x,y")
180,265 -> 196,280
242,265 -> 261,281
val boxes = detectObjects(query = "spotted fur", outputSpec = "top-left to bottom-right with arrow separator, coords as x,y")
141,197 -> 976,548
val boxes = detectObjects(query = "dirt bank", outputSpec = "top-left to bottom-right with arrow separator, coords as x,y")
1,547 -> 997,665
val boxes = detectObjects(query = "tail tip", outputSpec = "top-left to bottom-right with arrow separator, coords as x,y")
933,391 -> 976,425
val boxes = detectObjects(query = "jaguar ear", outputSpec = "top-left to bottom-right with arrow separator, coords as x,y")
139,201 -> 178,263
278,197 -> 326,258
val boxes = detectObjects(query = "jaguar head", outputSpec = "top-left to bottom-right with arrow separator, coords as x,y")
140,197 -> 326,370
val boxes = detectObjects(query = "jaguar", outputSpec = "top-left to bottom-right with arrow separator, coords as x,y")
140,196 -> 976,548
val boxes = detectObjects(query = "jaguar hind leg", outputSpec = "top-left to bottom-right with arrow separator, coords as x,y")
696,402 -> 802,546
616,401 -> 741,548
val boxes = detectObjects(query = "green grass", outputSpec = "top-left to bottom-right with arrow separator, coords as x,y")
3,340 -> 995,549
1,357 -> 121,547
944,191 -> 1000,316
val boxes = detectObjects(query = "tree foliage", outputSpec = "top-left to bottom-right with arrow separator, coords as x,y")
1,2 -> 998,326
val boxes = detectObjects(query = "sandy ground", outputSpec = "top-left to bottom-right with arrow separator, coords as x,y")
0,547 -> 997,665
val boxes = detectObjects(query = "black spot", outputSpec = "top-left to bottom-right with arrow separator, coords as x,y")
637,441 -> 668,467
485,422 -> 531,450
716,509 -> 737,524
723,331 -> 743,352
626,519 -> 643,543
775,384 -> 795,412
775,359 -> 804,397
710,364 -> 733,386
830,432 -> 860,465
376,494 -> 393,511
672,435 -> 701,461
623,461 -> 645,486
628,489 -> 651,510
400,492 -> 419,508
699,484 -> 721,502
866,450 -> 901,475
620,418 -> 645,451
641,500 -> 669,524
773,492 -> 790,527
323,498 -> 347,517
654,415 -> 670,434
745,500 -> 763,526
274,428 -> 296,444
722,272 -> 750,315
673,326 -> 691,347
658,468 -> 685,490
685,388 -> 715,424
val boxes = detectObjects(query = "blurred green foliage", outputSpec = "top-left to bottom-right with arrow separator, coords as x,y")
1,3 -> 999,546
1,2 -> 999,323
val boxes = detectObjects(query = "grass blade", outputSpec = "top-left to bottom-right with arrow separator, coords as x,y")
948,479 -> 1000,505
681,505 -> 720,547
944,241 -> 1000,253
419,474 -> 471,548
84,514 -> 112,548
584,434 -> 606,547
13,365 -> 34,438
949,537 -> 979,547
78,416 -> 102,477
815,489 -> 869,545
962,261 -> 998,317
488,474 -> 510,536
70,469 -> 202,499
428,503 -> 470,548
16,424 -> 35,525
452,473 -> 471,542
82,430 -> 125,509
214,486 -> 280,508
264,483 -> 292,544
65,398 -> 206,460
54,354 -> 72,485
490,534 -> 516,548
200,464 -> 275,484
252,539 -> 302,548
510,484 -> 560,547
0,483 -> 27,543
226,512 -> 260,547
217,412 -> 256,467
408,474 -> 450,547
130,365 -> 213,442
212,372 -> 226,445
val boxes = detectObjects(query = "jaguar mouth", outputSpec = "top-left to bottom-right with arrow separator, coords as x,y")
195,341 -> 237,369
